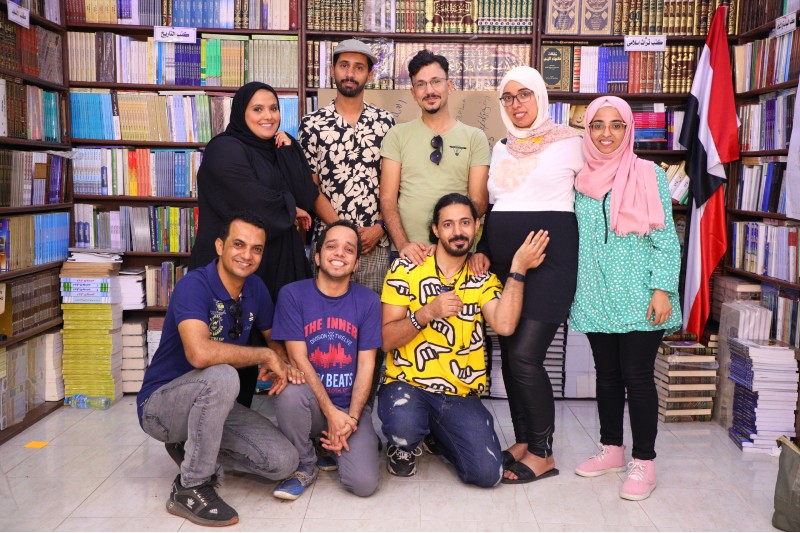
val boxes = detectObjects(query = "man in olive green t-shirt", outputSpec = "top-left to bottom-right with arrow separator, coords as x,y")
380,49 -> 490,265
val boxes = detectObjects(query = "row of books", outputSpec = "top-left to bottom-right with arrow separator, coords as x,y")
73,203 -> 198,253
733,158 -> 787,214
732,27 -> 800,94
0,269 -> 60,339
0,213 -> 71,272
145,261 -> 188,307
0,331 -> 63,431
0,12 -> 64,85
727,337 -> 798,453
68,32 -> 299,89
664,160 -> 692,205
0,150 -> 69,208
73,148 -> 202,198
730,220 -> 799,284
65,0 -> 299,29
359,0 -> 534,34
29,0 -> 64,24
761,283 -> 800,349
308,40 -> 531,91
545,0 -> 738,36
0,79 -> 64,143
540,44 -> 698,94
656,333 -> 717,423
738,0 -> 798,34
737,89 -> 796,152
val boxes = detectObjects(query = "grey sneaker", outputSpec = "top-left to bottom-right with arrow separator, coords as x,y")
387,445 -> 422,477
166,474 -> 238,527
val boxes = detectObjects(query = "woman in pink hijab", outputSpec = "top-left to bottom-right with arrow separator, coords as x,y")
570,96 -> 682,501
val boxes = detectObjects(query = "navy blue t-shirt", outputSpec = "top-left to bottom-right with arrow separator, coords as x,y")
137,259 -> 274,424
271,279 -> 382,409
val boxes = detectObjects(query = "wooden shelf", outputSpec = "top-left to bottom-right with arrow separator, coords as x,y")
737,16 -> 793,40
0,0 -> 65,33
71,139 -> 206,148
70,81 -> 298,93
305,29 -> 534,42
728,209 -> 794,220
66,22 -> 299,36
541,34 -> 712,43
736,79 -> 799,98
739,149 -> 789,157
726,268 -> 800,290
0,138 -> 71,150
124,251 -> 191,258
636,149 -> 687,156
671,204 -> 688,212
548,92 -> 690,101
0,261 -> 63,282
74,195 -> 197,204
0,66 -> 67,92
0,318 -> 64,349
0,203 -> 72,215
0,401 -> 63,446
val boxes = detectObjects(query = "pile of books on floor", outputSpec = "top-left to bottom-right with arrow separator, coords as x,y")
712,276 -> 762,322
655,332 -> 718,423
60,255 -> 124,402
122,319 -> 147,393
41,332 -> 64,401
728,338 -> 799,453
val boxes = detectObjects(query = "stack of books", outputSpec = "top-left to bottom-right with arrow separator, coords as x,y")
728,338 -> 799,453
0,347 -> 6,430
3,344 -> 28,428
121,319 -> 147,393
712,276 -> 762,322
655,333 -> 718,422
41,332 -> 64,401
147,316 -> 165,360
60,260 -> 124,402
119,268 -> 145,310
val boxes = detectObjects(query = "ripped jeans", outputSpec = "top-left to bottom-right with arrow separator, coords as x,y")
377,381 -> 503,487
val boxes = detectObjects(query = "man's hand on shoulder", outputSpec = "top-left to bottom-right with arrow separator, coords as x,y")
399,241 -> 434,265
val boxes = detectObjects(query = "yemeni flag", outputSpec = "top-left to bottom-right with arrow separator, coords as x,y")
679,5 -> 739,338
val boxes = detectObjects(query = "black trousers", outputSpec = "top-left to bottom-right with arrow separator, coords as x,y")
500,318 -> 560,458
585,330 -> 665,461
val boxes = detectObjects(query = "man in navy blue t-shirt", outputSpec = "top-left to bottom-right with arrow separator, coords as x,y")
137,213 -> 302,527
271,220 -> 382,500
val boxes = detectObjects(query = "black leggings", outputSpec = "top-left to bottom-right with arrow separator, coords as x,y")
585,330 -> 664,461
500,318 -> 560,458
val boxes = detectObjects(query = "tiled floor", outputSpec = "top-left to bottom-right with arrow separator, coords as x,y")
0,396 -> 781,531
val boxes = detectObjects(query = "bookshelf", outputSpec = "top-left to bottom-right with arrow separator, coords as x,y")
0,0 -> 72,441
725,4 -> 799,293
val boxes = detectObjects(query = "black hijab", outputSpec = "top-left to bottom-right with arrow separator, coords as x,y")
217,82 -> 317,212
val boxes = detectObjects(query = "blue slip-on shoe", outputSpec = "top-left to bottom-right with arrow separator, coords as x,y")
272,464 -> 319,501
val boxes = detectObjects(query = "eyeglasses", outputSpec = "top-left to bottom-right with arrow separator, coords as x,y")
499,90 -> 534,107
413,77 -> 447,91
430,135 -> 443,165
588,120 -> 627,133
228,300 -> 243,340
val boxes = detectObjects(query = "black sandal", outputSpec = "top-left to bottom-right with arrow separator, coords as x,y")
502,450 -> 515,470
500,461 -> 560,485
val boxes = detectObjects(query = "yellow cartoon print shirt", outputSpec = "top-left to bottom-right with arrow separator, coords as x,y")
381,255 -> 503,396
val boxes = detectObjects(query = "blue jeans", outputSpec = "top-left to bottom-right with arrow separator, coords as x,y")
377,381 -> 503,487
141,364 -> 299,487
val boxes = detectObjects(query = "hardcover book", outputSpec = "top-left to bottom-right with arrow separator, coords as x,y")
546,0 -> 580,34
540,45 -> 573,91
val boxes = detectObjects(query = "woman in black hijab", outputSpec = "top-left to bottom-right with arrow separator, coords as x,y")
189,82 -> 318,406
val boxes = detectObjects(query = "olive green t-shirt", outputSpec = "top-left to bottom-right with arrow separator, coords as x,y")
380,118 -> 490,246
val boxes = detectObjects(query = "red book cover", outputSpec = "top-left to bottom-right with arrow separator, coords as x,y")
289,0 -> 298,30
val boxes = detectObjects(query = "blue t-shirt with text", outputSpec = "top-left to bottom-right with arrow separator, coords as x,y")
272,279 -> 382,409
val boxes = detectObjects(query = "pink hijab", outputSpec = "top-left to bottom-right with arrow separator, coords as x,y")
574,96 -> 664,236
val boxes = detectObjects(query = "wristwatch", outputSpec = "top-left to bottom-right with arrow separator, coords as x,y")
376,219 -> 387,234
508,272 -> 526,282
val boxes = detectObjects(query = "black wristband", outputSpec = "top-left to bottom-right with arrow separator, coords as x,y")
376,219 -> 387,234
409,311 -> 423,330
508,272 -> 526,282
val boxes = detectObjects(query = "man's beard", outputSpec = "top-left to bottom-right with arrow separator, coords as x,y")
335,77 -> 366,97
440,235 -> 473,257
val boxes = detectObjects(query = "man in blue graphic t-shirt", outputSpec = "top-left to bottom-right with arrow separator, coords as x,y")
137,212 -> 303,527
271,220 -> 382,500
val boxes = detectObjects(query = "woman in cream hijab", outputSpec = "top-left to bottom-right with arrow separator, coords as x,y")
471,66 -> 583,483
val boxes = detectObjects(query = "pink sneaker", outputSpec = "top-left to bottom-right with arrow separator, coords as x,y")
619,459 -> 657,501
575,444 -> 627,477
